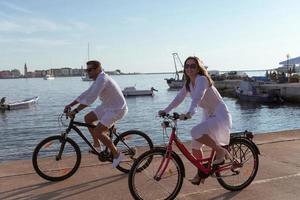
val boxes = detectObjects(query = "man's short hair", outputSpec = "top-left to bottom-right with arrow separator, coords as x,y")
86,60 -> 101,69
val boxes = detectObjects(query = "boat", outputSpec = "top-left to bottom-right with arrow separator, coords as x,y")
0,96 -> 39,111
122,86 -> 158,97
81,74 -> 93,81
236,80 -> 282,103
165,53 -> 185,89
43,74 -> 55,80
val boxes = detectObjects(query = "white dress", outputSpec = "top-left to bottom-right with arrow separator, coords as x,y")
164,75 -> 232,147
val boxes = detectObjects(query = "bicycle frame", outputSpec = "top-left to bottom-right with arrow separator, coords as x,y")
58,117 -> 122,159
155,116 -> 239,180
156,127 -> 212,179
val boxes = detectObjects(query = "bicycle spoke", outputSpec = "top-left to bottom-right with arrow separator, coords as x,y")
129,149 -> 183,200
216,139 -> 259,191
32,136 -> 81,181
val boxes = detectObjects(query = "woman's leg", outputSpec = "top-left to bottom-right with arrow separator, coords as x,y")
191,124 -> 226,165
191,140 -> 204,160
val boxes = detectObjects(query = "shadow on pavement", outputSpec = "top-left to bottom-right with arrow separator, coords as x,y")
1,173 -> 126,200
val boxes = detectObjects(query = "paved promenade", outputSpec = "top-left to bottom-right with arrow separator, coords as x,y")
1,129 -> 300,200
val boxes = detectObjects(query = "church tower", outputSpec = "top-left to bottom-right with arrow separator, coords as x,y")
24,63 -> 28,77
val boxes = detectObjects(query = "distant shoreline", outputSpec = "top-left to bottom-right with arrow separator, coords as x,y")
0,69 -> 269,79
0,72 -> 176,79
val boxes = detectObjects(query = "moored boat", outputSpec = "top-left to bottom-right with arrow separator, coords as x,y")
122,86 -> 157,97
0,96 -> 39,110
43,74 -> 55,80
236,80 -> 282,103
165,78 -> 184,89
165,53 -> 185,89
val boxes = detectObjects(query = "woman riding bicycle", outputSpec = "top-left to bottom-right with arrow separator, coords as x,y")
159,56 -> 232,185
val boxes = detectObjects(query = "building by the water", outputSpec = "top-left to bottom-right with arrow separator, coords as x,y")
277,55 -> 300,73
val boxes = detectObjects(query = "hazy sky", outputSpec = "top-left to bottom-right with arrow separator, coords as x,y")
0,0 -> 299,73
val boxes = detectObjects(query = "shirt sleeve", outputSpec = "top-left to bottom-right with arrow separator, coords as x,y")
76,76 -> 105,105
164,86 -> 187,113
188,76 -> 208,116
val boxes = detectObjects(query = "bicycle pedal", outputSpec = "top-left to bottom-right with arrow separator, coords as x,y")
98,151 -> 112,162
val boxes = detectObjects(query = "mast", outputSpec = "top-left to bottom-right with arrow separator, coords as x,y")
87,42 -> 90,60
172,53 -> 183,80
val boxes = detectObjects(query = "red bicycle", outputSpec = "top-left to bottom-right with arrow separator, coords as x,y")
128,112 -> 259,200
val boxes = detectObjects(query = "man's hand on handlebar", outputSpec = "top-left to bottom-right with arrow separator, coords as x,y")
64,105 -> 71,113
67,110 -> 77,119
64,105 -> 79,119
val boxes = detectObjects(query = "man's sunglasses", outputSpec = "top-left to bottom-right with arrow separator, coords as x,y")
85,67 -> 96,72
184,64 -> 197,69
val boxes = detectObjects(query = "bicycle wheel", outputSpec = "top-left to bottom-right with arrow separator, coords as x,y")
216,138 -> 259,191
113,130 -> 153,173
128,148 -> 184,200
32,135 -> 81,181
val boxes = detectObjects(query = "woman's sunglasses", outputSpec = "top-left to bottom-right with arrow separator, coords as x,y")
184,64 -> 197,69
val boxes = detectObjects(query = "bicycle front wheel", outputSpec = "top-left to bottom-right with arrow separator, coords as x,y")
114,130 -> 153,173
32,135 -> 81,181
128,148 -> 184,200
216,138 -> 259,191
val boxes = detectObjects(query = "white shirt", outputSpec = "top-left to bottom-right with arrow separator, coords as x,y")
164,75 -> 224,116
76,72 -> 127,110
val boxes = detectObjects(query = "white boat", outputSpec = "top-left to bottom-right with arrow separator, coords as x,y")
0,96 -> 39,111
122,87 -> 157,97
81,74 -> 93,81
43,74 -> 55,80
165,53 -> 185,89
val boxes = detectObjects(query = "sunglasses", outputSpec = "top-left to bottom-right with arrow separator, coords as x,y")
85,67 -> 96,73
184,64 -> 197,69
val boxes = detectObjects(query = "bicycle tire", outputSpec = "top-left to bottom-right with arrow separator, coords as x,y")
32,135 -> 81,181
114,130 -> 153,173
216,138 -> 259,191
128,148 -> 184,200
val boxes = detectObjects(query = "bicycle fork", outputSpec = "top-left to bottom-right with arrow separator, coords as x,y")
154,148 -> 173,181
56,132 -> 68,161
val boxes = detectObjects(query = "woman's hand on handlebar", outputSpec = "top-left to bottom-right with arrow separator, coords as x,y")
158,110 -> 166,117
179,112 -> 191,120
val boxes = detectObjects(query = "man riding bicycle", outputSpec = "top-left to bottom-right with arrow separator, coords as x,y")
64,60 -> 128,168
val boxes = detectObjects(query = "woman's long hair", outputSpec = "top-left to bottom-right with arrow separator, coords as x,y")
184,56 -> 213,92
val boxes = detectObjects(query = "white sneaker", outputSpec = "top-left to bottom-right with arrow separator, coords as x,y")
112,152 -> 124,168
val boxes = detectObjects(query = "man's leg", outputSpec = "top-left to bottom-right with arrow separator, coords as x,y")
84,112 -> 100,148
93,123 -> 119,158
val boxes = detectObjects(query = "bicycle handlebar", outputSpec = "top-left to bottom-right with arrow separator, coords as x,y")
159,112 -> 181,120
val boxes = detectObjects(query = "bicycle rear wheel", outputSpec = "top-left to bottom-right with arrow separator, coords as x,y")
32,135 -> 81,181
216,138 -> 259,191
128,148 -> 184,200
114,130 -> 153,173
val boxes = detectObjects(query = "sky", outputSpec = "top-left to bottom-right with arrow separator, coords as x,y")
0,0 -> 299,73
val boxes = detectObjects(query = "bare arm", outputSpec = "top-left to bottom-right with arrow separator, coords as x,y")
164,86 -> 187,113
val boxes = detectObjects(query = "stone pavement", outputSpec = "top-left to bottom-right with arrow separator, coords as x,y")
0,129 -> 300,200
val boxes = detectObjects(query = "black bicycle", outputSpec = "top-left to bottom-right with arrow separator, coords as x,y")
32,113 -> 153,181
